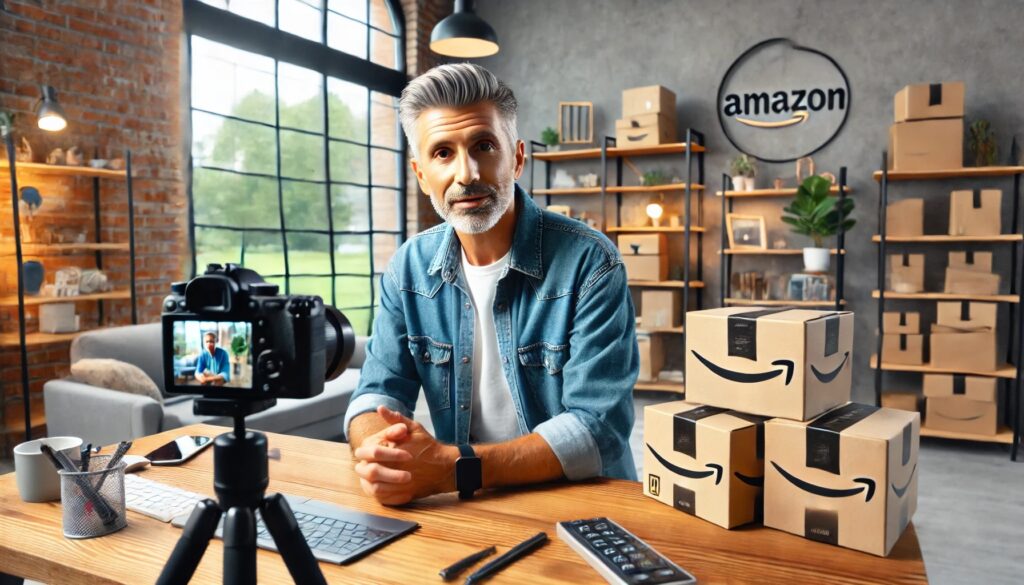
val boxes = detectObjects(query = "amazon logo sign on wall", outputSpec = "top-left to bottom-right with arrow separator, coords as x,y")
718,38 -> 851,162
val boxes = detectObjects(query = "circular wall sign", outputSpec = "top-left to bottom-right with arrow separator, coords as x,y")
717,38 -> 851,162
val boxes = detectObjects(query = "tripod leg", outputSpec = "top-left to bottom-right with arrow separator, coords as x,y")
261,493 -> 327,585
156,499 -> 222,585
223,506 -> 258,585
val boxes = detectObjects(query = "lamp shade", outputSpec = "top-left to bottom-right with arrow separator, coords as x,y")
35,85 -> 67,132
430,0 -> 499,58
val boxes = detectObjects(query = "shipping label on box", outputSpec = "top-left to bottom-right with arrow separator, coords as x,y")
765,403 -> 920,557
618,233 -> 667,256
882,311 -> 920,334
949,189 -> 1001,236
885,199 -> 924,237
615,120 -> 676,148
888,254 -> 925,293
894,81 -> 965,123
922,373 -> 996,400
944,267 -> 999,295
643,401 -> 766,529
637,333 -> 664,382
889,118 -> 963,171
929,328 -> 997,372
641,289 -> 682,330
623,255 -> 668,281
881,334 -> 924,365
685,307 -> 853,421
936,301 -> 997,331
948,250 -> 993,273
881,391 -> 920,413
622,85 -> 676,117
926,395 -> 999,435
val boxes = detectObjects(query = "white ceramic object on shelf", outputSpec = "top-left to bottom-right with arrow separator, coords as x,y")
88,159 -> 108,169
803,247 -> 830,272
744,177 -> 756,191
731,175 -> 747,191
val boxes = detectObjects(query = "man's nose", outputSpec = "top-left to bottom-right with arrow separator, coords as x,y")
454,149 -> 480,186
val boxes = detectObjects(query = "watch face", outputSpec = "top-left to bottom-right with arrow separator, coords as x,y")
457,455 -> 483,496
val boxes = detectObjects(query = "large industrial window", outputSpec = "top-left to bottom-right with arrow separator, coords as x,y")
185,0 -> 407,335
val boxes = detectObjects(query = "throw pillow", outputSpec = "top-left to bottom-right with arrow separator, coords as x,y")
70,358 -> 163,403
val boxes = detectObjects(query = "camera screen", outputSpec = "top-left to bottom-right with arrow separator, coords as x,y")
170,321 -> 253,390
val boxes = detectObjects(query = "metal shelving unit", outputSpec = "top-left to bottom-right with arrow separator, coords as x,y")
872,154 -> 1024,460
529,131 -> 706,395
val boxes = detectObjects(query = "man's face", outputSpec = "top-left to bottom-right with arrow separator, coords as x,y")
410,101 -> 525,234
205,336 -> 216,353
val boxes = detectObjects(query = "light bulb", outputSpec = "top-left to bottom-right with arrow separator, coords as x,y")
646,202 -> 664,227
38,114 -> 66,132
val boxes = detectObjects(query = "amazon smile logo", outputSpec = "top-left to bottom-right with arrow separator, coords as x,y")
736,110 -> 809,128
691,350 -> 848,386
771,461 -> 875,502
647,444 -> 723,485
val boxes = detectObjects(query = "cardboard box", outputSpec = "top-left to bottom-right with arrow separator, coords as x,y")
637,333 -> 664,382
935,301 -> 997,331
618,233 -> 667,256
622,85 -> 676,117
949,189 -> 1001,236
641,290 -> 682,330
765,403 -> 919,557
923,374 -> 999,435
882,311 -> 920,334
39,303 -> 78,334
922,373 -> 997,400
881,334 -> 924,365
888,118 -> 963,171
944,267 -> 999,295
619,111 -> 676,129
948,251 -> 993,273
615,117 -> 676,147
623,255 -> 668,281
929,328 -> 997,372
888,254 -> 924,293
685,307 -> 853,421
881,391 -> 920,413
885,199 -> 924,237
894,82 -> 965,123
643,401 -> 766,529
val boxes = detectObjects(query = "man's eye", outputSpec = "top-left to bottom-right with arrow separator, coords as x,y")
434,148 -> 451,159
479,142 -> 496,152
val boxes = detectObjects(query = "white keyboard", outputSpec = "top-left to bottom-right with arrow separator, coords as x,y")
125,474 -> 207,523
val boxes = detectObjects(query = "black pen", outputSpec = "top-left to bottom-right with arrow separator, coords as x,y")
439,545 -> 496,581
80,443 -> 92,472
464,532 -> 548,584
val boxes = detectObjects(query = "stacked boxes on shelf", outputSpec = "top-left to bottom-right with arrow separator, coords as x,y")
930,301 -> 998,372
944,251 -> 999,294
616,86 -> 677,148
618,233 -> 668,281
889,81 -> 964,171
923,374 -> 1001,435
643,307 -> 919,557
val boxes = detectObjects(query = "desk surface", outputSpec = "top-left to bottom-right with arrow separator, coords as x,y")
0,424 -> 928,584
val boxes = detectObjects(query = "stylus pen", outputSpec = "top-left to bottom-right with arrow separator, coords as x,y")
439,545 -> 496,581
464,532 -> 548,584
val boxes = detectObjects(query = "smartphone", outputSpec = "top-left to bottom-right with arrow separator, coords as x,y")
145,435 -> 213,466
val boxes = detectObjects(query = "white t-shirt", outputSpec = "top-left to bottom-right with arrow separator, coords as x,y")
461,249 -> 521,443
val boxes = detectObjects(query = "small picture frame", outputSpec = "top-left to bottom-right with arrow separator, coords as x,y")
726,214 -> 767,250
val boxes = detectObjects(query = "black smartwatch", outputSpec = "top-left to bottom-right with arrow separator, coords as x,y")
455,443 -> 482,500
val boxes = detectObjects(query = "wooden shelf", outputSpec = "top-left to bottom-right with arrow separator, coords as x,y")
873,166 -> 1024,181
532,142 -> 705,161
0,243 -> 130,257
635,381 -> 685,393
724,298 -> 844,307
606,183 -> 705,193
636,326 -> 684,335
533,187 -> 602,196
0,329 -> 97,348
723,248 -> 842,255
869,354 -> 1016,378
0,289 -> 131,307
872,290 -> 1018,303
715,186 -> 851,198
607,226 -> 705,233
628,280 -> 704,289
872,234 -> 1023,243
0,160 -> 128,179
920,426 -> 1015,445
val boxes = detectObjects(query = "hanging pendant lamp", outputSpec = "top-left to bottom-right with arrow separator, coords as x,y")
430,0 -> 499,58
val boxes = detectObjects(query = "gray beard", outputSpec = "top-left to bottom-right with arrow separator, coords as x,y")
432,183 -> 513,234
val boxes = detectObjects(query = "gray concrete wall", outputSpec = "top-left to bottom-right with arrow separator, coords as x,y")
472,0 -> 1024,403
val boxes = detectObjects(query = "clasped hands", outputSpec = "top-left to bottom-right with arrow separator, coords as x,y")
352,405 -> 460,505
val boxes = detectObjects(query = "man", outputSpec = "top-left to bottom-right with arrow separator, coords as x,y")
344,63 -> 638,505
195,331 -> 230,386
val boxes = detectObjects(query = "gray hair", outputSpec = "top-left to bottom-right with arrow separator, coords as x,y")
204,331 -> 217,341
399,63 -> 518,158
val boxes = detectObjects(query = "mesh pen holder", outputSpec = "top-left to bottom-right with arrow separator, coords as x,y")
58,455 -> 127,539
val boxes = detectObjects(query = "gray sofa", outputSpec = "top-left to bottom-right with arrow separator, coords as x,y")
43,324 -> 367,446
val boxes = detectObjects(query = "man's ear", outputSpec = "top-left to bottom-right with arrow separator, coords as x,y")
513,139 -> 526,180
409,158 -> 432,195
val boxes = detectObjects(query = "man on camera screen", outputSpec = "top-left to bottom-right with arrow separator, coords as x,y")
344,64 -> 638,505
195,331 -> 231,386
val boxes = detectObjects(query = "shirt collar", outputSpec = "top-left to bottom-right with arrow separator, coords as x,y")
427,184 -> 544,282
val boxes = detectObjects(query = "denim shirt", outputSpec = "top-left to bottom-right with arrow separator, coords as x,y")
343,185 -> 639,480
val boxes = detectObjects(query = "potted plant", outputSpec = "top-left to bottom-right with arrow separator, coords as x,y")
541,127 -> 560,152
729,154 -> 757,191
642,169 -> 668,186
968,119 -> 998,167
230,334 -> 248,377
781,175 -> 855,272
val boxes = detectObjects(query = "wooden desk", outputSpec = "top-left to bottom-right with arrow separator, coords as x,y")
0,424 -> 928,584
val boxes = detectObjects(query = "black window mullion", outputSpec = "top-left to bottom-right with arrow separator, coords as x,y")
274,59 -> 291,294
322,71 -> 339,307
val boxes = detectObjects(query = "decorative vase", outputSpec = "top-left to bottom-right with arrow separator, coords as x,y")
803,247 -> 830,273
22,261 -> 44,295
731,175 -> 747,191
744,176 -> 756,191
546,144 -> 560,152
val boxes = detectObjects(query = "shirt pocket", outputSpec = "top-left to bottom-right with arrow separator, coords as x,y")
518,341 -> 569,392
407,335 -> 453,410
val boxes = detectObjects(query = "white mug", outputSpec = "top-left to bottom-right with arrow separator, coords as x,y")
14,436 -> 83,502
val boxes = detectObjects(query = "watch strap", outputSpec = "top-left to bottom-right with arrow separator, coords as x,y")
456,443 -> 481,499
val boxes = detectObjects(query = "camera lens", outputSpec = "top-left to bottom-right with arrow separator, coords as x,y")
324,306 -> 354,380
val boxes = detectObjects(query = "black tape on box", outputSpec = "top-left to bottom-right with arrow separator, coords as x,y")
673,405 -> 727,458
824,315 -> 840,357
726,308 -> 790,361
902,253 -> 910,266
899,334 -> 908,351
928,83 -> 942,106
805,509 -> 839,545
960,301 -> 971,321
806,403 -> 880,474
973,189 -> 982,209
966,250 -> 975,264
728,411 -> 770,460
901,423 -> 913,467
673,484 -> 696,516
899,312 -> 907,326
953,375 -> 966,395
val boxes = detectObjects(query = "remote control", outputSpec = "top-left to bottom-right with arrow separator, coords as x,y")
556,517 -> 696,584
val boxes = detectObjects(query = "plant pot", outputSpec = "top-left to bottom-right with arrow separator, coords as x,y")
731,175 -> 747,191
744,176 -> 756,191
545,144 -> 560,152
803,247 -> 831,273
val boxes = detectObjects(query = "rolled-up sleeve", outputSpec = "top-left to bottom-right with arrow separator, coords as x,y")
537,262 -> 638,480
343,268 -> 422,438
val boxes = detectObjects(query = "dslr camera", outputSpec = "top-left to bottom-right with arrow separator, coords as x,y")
162,263 -> 355,400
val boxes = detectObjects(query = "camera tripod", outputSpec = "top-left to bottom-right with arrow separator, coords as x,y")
156,399 -> 327,585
